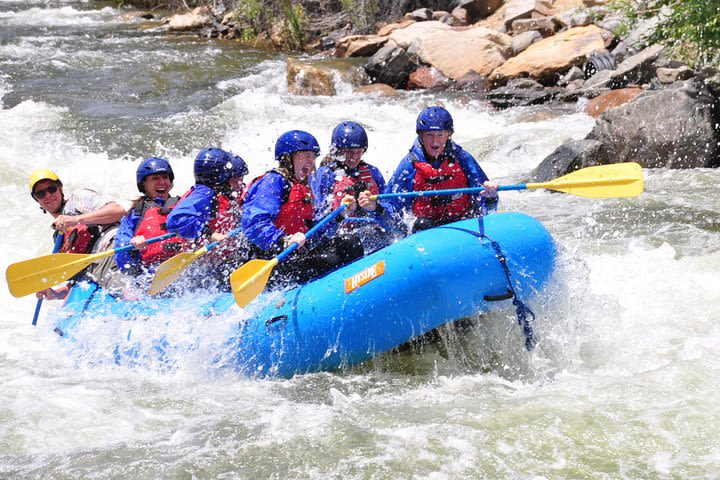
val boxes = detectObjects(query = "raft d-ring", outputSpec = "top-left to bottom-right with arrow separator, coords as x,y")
266,315 -> 289,331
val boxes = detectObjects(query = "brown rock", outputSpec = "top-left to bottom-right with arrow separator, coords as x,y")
491,25 -> 607,85
335,35 -> 388,58
286,58 -> 336,96
585,87 -> 643,117
407,66 -> 451,90
353,83 -> 398,97
167,11 -> 212,31
388,21 -> 451,49
510,17 -> 556,36
377,20 -> 415,37
416,26 -> 512,79
504,0 -> 552,29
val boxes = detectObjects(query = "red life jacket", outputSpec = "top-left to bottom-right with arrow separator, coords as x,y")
58,224 -> 100,254
331,162 -> 380,210
208,194 -> 235,235
245,170 -> 314,235
275,177 -> 314,235
133,197 -> 189,266
177,189 -> 237,237
411,154 -> 470,222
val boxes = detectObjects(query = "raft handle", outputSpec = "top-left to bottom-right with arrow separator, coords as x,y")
266,315 -> 289,329
484,290 -> 514,302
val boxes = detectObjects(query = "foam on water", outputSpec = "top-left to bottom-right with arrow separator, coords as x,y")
0,5 -> 117,26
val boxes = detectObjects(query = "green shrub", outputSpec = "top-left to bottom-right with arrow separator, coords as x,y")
610,0 -> 720,65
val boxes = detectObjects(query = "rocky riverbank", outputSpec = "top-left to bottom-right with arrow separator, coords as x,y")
125,0 -> 720,174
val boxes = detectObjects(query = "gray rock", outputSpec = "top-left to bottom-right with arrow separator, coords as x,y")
456,0 -> 504,24
532,139 -> 608,181
511,30 -> 543,55
656,66 -> 695,84
410,8 -> 433,21
587,79 -> 720,168
365,46 -> 415,89
559,66 -> 584,85
583,44 -> 664,93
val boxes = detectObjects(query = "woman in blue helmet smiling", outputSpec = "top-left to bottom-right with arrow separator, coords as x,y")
114,157 -> 188,276
386,106 -> 499,232
242,130 -> 364,287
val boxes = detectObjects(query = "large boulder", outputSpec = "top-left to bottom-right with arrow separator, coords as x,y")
365,45 -> 415,89
587,79 -> 720,168
532,138 -> 608,181
286,58 -> 336,96
415,26 -> 512,79
387,21 -> 451,49
490,25 -> 607,86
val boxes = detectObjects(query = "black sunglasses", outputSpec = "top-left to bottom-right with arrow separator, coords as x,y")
33,184 -> 59,200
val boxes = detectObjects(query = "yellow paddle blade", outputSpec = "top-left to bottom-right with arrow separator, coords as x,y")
6,250 -> 112,298
149,247 -> 208,295
527,162 -> 644,198
230,258 -> 279,308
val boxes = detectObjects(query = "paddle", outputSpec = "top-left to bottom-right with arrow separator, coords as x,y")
374,162 -> 644,200
230,202 -> 349,308
6,232 -> 175,298
149,226 -> 244,295
31,233 -> 64,326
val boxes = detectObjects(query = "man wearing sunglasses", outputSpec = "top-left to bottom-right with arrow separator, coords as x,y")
29,169 -> 127,300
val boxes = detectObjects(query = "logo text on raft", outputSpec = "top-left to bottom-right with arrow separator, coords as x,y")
344,260 -> 385,293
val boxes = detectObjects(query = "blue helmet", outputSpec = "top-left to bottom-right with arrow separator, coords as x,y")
136,157 -> 174,192
230,153 -> 248,178
194,147 -> 233,185
331,121 -> 368,150
416,106 -> 454,133
274,130 -> 320,162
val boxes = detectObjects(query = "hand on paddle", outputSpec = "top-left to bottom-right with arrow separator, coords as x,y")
36,285 -> 69,300
358,190 -> 377,211
52,214 -> 82,232
210,231 -> 227,243
341,194 -> 358,215
283,232 -> 306,250
130,235 -> 148,250
480,180 -> 498,198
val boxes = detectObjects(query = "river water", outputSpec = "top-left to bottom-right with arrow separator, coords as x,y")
1,1 -> 719,478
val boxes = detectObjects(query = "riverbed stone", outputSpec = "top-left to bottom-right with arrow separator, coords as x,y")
286,58 -> 336,96
532,138 -> 608,181
583,44 -> 664,93
491,25 -> 607,86
504,0 -> 552,30
414,26 -> 512,79
168,10 -> 212,31
365,45 -> 415,88
587,79 -> 720,168
334,35 -> 388,57
585,86 -> 643,116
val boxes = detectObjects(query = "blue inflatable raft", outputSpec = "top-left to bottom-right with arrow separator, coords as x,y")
52,212 -> 557,377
